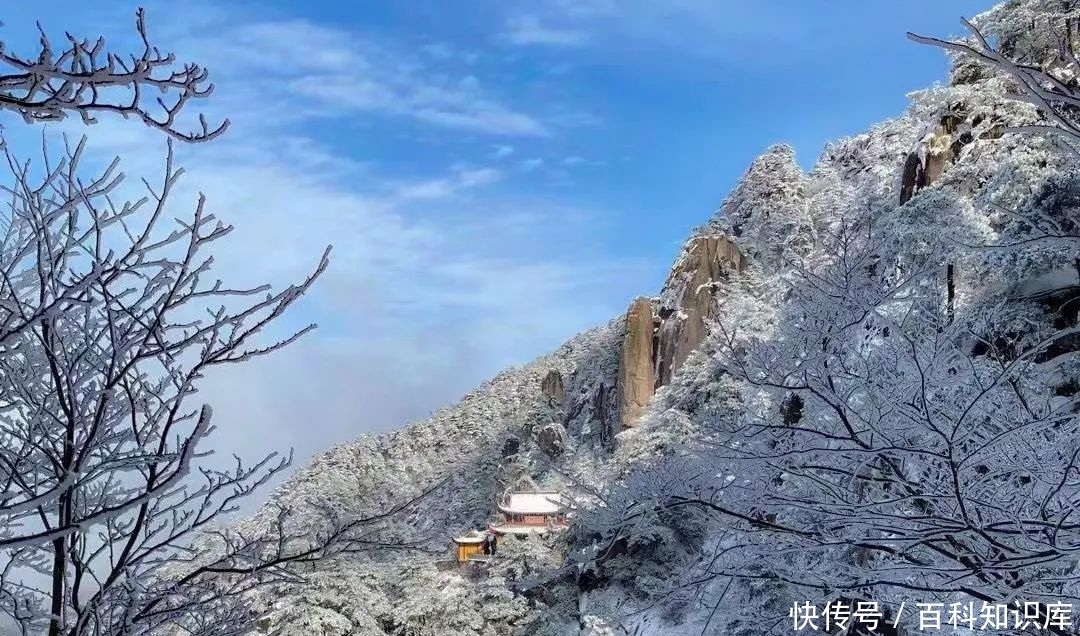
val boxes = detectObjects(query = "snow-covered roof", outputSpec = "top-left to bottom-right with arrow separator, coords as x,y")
453,529 -> 486,544
496,491 -> 570,515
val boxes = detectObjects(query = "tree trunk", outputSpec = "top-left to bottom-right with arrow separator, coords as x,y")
946,263 -> 955,323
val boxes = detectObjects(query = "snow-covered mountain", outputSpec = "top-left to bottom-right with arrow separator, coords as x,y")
246,1 -> 1080,633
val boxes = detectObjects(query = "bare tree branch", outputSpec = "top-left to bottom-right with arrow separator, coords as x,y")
0,8 -> 228,143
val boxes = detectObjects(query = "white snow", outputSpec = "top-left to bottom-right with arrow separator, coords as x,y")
498,492 -> 570,515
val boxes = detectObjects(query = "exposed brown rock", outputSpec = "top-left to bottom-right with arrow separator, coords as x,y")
655,315 -> 702,388
899,108 -> 981,326
924,125 -> 953,186
617,297 -> 656,429
655,235 -> 742,386
540,369 -> 565,407
901,113 -> 968,205
899,152 -> 923,205
615,236 -> 743,431
536,422 -> 569,457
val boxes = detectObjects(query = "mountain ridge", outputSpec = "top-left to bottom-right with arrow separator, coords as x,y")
241,1 -> 1080,633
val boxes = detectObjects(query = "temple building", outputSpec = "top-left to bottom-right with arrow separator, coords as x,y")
449,487 -> 574,563
489,490 -> 572,542
452,529 -> 500,564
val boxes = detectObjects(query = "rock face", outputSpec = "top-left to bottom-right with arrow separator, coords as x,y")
617,297 -> 656,429
923,124 -> 953,186
655,235 -> 742,387
900,105 -> 982,205
899,151 -> 923,205
536,422 -> 569,457
616,235 -> 743,429
540,370 -> 565,407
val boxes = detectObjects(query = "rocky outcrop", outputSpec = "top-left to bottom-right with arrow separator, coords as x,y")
899,105 -> 985,205
897,103 -> 1001,322
540,370 -> 565,407
923,124 -> 953,186
701,145 -> 808,270
617,298 -> 656,429
899,152 -> 923,205
554,321 -> 623,446
900,118 -> 958,205
616,235 -> 743,429
655,235 -> 742,387
536,422 -> 569,457
565,380 -> 616,443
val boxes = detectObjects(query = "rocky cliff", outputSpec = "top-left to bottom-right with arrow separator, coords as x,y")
616,297 -> 654,429
615,235 -> 743,429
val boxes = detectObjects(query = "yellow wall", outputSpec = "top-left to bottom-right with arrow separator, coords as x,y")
456,543 -> 483,563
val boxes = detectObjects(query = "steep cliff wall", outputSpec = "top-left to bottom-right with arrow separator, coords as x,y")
616,297 -> 655,429
614,236 -> 743,429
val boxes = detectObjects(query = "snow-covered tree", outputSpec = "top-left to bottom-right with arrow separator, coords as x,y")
0,134 -> 378,636
0,11 -> 448,636
269,566 -> 391,636
581,6 -> 1080,633
593,181 -> 1079,632
387,560 -> 529,636
704,145 -> 813,270
911,3 -> 1080,287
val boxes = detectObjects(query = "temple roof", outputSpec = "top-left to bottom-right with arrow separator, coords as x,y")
496,491 -> 571,515
453,529 -> 486,544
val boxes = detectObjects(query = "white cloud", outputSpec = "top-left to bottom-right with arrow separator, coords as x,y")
521,157 -> 545,171
178,17 -> 548,137
406,106 -> 546,137
456,167 -> 503,188
8,3 -> 647,492
493,145 -> 515,159
390,166 -> 502,201
503,15 -> 589,47
25,117 -> 645,489
499,1 -> 816,61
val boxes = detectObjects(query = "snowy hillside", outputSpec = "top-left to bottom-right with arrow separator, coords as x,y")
242,1 -> 1080,634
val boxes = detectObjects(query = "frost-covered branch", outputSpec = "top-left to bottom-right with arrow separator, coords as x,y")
589,180 -> 1080,633
909,16 -> 1080,143
0,135 -> 439,636
0,8 -> 227,142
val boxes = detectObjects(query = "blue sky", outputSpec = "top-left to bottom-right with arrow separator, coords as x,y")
3,0 -> 992,491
